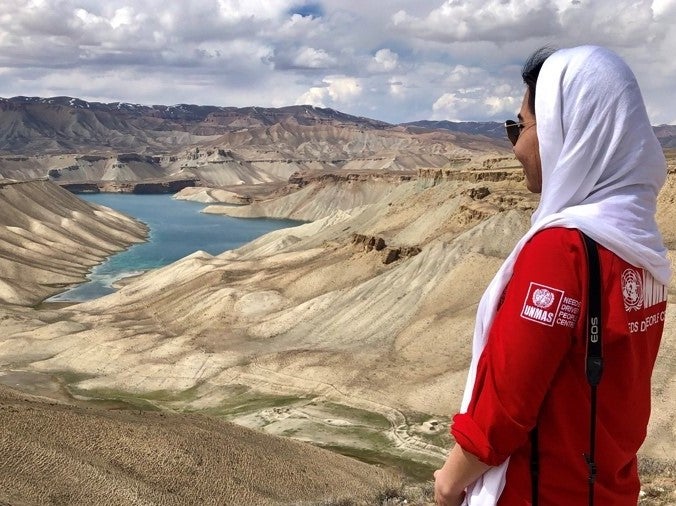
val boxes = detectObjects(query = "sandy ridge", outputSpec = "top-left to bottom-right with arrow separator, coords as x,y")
0,179 -> 147,305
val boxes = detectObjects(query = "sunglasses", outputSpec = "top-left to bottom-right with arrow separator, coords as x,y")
504,119 -> 526,146
504,119 -> 537,146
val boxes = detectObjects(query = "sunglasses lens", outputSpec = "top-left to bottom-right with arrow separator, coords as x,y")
504,120 -> 519,145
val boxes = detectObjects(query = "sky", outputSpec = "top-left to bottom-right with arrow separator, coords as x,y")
0,0 -> 675,125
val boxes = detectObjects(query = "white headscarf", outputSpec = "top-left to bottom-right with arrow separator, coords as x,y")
460,46 -> 670,504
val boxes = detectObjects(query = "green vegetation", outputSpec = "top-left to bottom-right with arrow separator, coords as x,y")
401,409 -> 441,425
401,409 -> 453,449
280,427 -> 301,437
316,482 -> 435,506
67,386 -> 163,411
319,444 -> 438,483
203,391 -> 303,418
53,370 -> 95,385
53,376 -> 444,484
321,401 -> 391,429
66,381 -> 202,412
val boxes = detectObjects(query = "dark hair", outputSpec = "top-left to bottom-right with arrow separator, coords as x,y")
522,46 -> 557,114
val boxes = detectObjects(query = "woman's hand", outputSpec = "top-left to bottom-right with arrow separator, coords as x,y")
433,466 -> 465,506
433,443 -> 491,505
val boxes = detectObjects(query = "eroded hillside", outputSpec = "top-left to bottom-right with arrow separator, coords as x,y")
0,179 -> 147,305
0,97 -> 511,190
34,168 -> 671,459
1,161 -> 675,503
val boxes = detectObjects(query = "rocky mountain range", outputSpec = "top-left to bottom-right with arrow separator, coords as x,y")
2,96 -> 675,157
0,96 -> 517,190
3,96 -> 673,193
0,96 -> 391,155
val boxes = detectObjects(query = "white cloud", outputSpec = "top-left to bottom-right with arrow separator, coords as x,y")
432,93 -> 465,118
0,0 -> 674,124
325,76 -> 361,102
110,7 -> 135,29
443,65 -> 485,85
277,13 -> 327,39
369,49 -> 399,72
484,95 -> 518,115
388,77 -> 405,97
216,0 -> 294,20
652,0 -> 676,18
558,1 -> 663,46
296,86 -> 328,108
392,0 -> 669,48
393,0 -> 560,42
75,8 -> 103,26
295,75 -> 362,109
429,62 -> 523,121
431,91 -> 517,121
293,47 -> 337,68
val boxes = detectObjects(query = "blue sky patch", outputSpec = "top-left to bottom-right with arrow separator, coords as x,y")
288,2 -> 324,18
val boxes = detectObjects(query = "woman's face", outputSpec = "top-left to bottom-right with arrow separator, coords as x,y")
514,89 -> 542,193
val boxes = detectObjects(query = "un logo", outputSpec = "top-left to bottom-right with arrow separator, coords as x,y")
621,268 -> 643,311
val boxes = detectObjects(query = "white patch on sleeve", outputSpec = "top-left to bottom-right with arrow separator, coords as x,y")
520,282 -> 565,327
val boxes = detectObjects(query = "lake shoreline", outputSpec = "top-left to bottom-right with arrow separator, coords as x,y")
48,193 -> 301,302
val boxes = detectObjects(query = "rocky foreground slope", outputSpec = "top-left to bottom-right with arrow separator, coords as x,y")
0,385 -> 399,505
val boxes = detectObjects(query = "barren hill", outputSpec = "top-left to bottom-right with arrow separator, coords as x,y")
654,126 -> 676,149
0,97 -> 381,154
0,179 -> 147,305
407,119 -> 676,149
0,385 -> 399,505
0,96 -> 495,155
0,96 -> 509,188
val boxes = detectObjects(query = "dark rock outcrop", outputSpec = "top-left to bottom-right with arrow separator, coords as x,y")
290,171 -> 415,188
353,234 -> 387,252
418,168 -> 524,185
130,179 -> 197,194
58,178 -> 198,194
463,186 -> 491,200
58,183 -> 100,193
382,246 -> 422,265
352,234 -> 421,264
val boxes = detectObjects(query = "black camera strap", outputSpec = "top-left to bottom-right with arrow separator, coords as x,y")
581,232 -> 603,506
530,232 -> 603,506
530,427 -> 539,505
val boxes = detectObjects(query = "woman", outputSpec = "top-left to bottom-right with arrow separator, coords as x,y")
434,46 -> 670,505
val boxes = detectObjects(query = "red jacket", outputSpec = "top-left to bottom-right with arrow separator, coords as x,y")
452,227 -> 667,505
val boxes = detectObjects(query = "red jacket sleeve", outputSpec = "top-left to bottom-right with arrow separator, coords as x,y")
451,227 -> 586,466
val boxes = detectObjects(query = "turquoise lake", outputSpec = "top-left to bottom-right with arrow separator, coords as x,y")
49,194 -> 299,302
